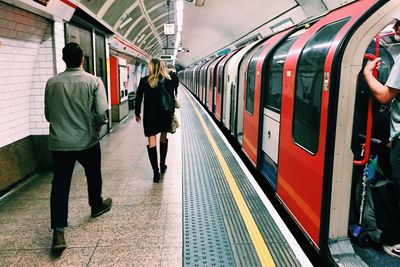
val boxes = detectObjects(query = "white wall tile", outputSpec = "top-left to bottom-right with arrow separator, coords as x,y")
0,2 -> 54,148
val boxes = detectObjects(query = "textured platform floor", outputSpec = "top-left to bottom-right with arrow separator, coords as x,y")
179,88 -> 308,267
0,84 -> 311,267
0,108 -> 183,266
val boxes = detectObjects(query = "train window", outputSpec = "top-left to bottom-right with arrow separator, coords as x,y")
246,45 -> 266,114
218,67 -> 223,94
265,33 -> 301,112
293,18 -> 349,153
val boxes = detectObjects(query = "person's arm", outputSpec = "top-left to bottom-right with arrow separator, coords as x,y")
364,58 -> 400,103
93,78 -> 108,130
135,78 -> 145,122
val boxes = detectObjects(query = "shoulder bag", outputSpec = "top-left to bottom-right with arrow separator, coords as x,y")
159,79 -> 174,112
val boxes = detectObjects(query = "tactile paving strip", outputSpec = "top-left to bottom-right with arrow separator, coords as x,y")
181,88 -> 302,267
181,95 -> 235,266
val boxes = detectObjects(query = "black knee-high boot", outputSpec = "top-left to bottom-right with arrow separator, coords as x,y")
160,139 -> 168,173
147,146 -> 160,183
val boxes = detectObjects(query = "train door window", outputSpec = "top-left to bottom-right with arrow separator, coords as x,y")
95,34 -> 107,89
65,24 -> 94,74
246,45 -> 266,115
265,31 -> 304,113
293,19 -> 349,153
218,66 -> 223,94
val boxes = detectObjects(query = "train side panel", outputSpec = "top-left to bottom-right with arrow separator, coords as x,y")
237,47 -> 260,143
242,31 -> 290,166
223,44 -> 257,133
277,0 -> 378,247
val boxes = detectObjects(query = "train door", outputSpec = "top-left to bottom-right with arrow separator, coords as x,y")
222,52 -> 238,127
215,51 -> 237,122
242,41 -> 270,165
239,31 -> 296,171
195,65 -> 202,98
199,64 -> 206,103
223,44 -> 256,133
237,47 -> 261,144
277,0 -> 380,248
191,67 -> 196,96
214,55 -> 227,119
201,62 -> 209,104
260,30 -> 304,188
205,60 -> 214,109
208,56 -> 225,113
205,58 -> 219,110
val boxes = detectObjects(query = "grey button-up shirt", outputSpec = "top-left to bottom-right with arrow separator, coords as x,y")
45,68 -> 108,151
386,55 -> 400,141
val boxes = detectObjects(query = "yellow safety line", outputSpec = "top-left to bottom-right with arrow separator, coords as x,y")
184,90 -> 276,267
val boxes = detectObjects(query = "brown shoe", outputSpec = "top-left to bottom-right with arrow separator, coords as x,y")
91,198 -> 112,217
52,229 -> 66,252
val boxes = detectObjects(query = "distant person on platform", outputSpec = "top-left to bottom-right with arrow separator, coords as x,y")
135,58 -> 175,182
167,64 -> 179,97
45,42 -> 112,253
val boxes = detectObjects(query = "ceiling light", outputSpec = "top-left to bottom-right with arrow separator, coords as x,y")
119,17 -> 132,29
136,33 -> 146,44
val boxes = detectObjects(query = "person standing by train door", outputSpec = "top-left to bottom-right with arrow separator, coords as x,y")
45,42 -> 112,252
364,13 -> 400,258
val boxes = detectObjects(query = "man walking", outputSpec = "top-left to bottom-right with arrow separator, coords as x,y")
45,42 -> 112,252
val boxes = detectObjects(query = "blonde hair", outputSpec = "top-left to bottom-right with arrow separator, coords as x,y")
148,58 -> 170,88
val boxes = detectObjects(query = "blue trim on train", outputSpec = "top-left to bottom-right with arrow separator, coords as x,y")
260,152 -> 277,189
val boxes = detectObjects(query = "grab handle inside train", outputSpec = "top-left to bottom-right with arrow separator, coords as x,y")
353,53 -> 378,166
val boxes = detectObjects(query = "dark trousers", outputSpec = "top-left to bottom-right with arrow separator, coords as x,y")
50,143 -> 103,229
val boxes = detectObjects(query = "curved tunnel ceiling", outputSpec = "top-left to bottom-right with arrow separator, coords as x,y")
78,0 -> 175,58
76,0 -> 355,67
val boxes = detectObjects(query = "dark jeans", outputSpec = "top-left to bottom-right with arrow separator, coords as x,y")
50,143 -> 103,229
391,139 -> 400,200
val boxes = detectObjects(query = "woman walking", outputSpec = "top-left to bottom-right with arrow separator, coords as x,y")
135,58 -> 174,182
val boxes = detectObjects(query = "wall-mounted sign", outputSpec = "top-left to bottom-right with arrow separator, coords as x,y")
160,55 -> 173,60
33,0 -> 49,6
20,0 -> 76,21
164,24 -> 175,35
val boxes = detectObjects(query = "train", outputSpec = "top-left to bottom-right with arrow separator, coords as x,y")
178,0 -> 400,264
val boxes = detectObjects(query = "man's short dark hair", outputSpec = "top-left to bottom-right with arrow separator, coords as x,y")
62,42 -> 83,68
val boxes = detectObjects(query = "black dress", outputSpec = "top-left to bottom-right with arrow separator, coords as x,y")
135,76 -> 174,137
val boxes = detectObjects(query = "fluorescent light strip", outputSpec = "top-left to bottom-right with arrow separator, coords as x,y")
174,0 -> 184,64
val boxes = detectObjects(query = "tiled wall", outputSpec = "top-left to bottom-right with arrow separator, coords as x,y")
29,19 -> 65,136
0,2 -> 66,192
0,1 -> 54,148
29,22 -> 53,136
53,18 -> 66,74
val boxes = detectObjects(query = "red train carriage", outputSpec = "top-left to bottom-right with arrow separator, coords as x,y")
178,0 -> 400,262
